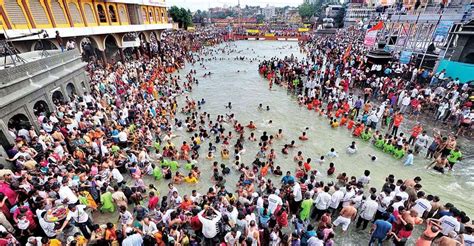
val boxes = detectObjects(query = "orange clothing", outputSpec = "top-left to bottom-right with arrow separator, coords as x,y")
303,162 -> 311,172
340,117 -> 348,126
353,126 -> 363,137
411,125 -> 423,137
261,164 -> 269,176
347,120 -> 355,130
394,114 -> 404,127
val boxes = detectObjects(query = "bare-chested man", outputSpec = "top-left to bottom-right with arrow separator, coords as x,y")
333,201 -> 357,232
426,155 -> 448,174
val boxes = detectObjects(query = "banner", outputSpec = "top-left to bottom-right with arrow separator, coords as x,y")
298,28 -> 310,32
246,29 -> 260,34
437,59 -> 474,84
364,30 -> 378,46
343,44 -> 352,63
368,21 -> 384,32
399,51 -> 412,64
264,33 -> 275,37
433,21 -> 453,42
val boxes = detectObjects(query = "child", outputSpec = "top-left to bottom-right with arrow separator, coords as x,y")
404,149 -> 414,166
326,148 -> 338,158
359,170 -> 371,185
368,154 -> 377,161
327,162 -> 335,176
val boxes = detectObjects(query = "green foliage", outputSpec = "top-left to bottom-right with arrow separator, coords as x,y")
193,10 -> 209,24
299,0 -> 326,21
256,14 -> 265,24
298,3 -> 316,21
169,6 -> 193,28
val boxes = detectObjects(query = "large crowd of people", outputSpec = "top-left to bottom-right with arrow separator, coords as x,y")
1,25 -> 472,246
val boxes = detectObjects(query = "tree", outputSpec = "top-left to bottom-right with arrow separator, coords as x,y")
298,3 -> 316,21
256,14 -> 265,24
169,6 -> 193,29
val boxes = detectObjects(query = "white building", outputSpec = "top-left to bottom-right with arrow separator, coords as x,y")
263,5 -> 276,20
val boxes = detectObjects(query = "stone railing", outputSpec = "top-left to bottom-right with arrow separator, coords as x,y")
0,49 -> 82,87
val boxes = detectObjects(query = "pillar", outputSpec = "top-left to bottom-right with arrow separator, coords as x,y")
119,48 -> 125,62
101,50 -> 107,64
135,48 -> 141,60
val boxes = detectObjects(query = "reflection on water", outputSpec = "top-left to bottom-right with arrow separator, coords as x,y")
118,41 -> 472,244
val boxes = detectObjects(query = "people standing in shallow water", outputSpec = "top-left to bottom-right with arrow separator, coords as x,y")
3,29 -> 472,246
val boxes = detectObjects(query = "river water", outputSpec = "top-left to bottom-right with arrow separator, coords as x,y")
108,41 -> 473,244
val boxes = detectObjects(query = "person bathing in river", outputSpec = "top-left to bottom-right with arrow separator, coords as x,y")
246,121 -> 257,129
299,132 -> 309,141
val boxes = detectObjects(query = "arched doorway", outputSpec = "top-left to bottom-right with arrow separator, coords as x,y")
8,114 -> 31,131
139,33 -> 149,56
122,32 -> 139,60
32,40 -> 58,51
66,83 -> 77,98
150,32 -> 159,55
33,100 -> 50,116
81,81 -> 87,91
52,90 -> 65,104
79,37 -> 100,62
104,35 -> 120,61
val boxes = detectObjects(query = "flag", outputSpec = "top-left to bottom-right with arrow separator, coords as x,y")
369,21 -> 384,32
343,44 -> 352,63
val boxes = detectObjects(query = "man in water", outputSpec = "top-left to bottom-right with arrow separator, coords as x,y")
426,155 -> 448,174
333,201 -> 357,233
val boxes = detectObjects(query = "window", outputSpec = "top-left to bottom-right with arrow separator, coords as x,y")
108,5 -> 117,22
97,4 -> 107,23
142,7 -> 147,22
149,9 -> 154,22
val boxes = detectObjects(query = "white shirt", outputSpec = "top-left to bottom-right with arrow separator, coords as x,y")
439,215 -> 460,236
118,131 -> 128,142
329,190 -> 344,209
307,237 -> 324,246
198,210 -> 222,238
224,231 -> 242,245
59,185 -> 78,204
268,194 -> 283,214
293,182 -> 303,202
412,198 -> 432,217
359,175 -> 371,185
314,192 -> 331,210
463,234 -> 474,246
397,191 -> 409,202
111,168 -> 124,183
360,199 -> 378,220
39,217 -> 56,237
67,205 -> 89,223
142,221 -> 158,235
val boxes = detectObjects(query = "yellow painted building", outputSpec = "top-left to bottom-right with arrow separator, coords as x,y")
0,0 -> 171,56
